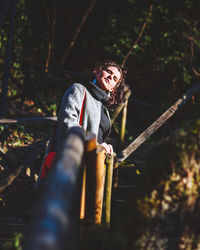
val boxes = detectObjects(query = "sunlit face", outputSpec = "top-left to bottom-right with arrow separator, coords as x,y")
95,66 -> 121,92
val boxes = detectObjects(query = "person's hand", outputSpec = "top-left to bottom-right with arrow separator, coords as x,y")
101,142 -> 113,155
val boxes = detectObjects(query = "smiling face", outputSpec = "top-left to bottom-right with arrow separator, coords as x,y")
95,66 -> 121,92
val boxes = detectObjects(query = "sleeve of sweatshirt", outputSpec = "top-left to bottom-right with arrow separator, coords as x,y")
57,83 -> 85,131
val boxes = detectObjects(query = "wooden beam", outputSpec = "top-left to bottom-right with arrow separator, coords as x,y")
0,117 -> 57,124
118,81 -> 200,163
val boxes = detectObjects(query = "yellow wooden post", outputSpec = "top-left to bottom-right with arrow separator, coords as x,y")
94,145 -> 106,224
84,138 -> 106,225
84,136 -> 97,223
120,99 -> 128,144
79,165 -> 86,220
105,153 -> 114,227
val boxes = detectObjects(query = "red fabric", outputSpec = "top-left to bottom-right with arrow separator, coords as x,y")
40,88 -> 86,178
79,87 -> 86,126
40,152 -> 56,178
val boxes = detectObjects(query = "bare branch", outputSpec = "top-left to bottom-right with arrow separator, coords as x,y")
121,1 -> 154,67
42,0 -> 51,27
62,0 -> 97,62
0,142 -> 46,193
0,165 -> 24,193
192,66 -> 200,77
45,5 -> 57,72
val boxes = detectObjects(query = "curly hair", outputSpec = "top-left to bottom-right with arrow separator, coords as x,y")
92,60 -> 127,107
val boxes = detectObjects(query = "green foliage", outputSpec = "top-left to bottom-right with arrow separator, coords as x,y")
119,118 -> 200,249
3,233 -> 23,250
48,103 -> 57,116
0,124 -> 34,147
1,0 -> 200,115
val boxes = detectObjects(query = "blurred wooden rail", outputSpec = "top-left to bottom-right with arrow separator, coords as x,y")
25,127 -> 116,250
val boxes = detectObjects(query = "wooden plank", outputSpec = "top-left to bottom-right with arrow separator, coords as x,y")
118,81 -> 200,163
0,117 -> 57,124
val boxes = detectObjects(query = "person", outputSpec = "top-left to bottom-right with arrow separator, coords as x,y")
36,60 -> 127,185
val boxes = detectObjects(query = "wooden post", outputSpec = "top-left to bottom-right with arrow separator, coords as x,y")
111,156 -> 119,225
80,133 -> 96,240
105,153 -> 114,228
85,139 -> 106,225
113,156 -> 119,189
120,99 -> 128,144
111,102 -> 125,125
79,165 -> 86,220
94,145 -> 106,224
79,163 -> 86,241
111,88 -> 131,125
84,135 -> 97,223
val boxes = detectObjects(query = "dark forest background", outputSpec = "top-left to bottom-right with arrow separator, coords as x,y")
1,0 -> 200,118
1,0 -> 200,249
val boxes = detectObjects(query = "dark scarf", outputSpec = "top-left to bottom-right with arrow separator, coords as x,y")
84,82 -> 109,105
84,82 -> 110,143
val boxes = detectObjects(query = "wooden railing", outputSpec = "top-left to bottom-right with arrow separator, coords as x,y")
25,126 -> 116,250
25,127 -> 85,250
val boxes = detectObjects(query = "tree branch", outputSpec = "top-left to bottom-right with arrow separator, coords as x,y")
0,165 -> 24,193
0,142 -> 46,193
45,4 -> 57,73
62,0 -> 97,62
42,0 -> 51,27
121,0 -> 154,67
